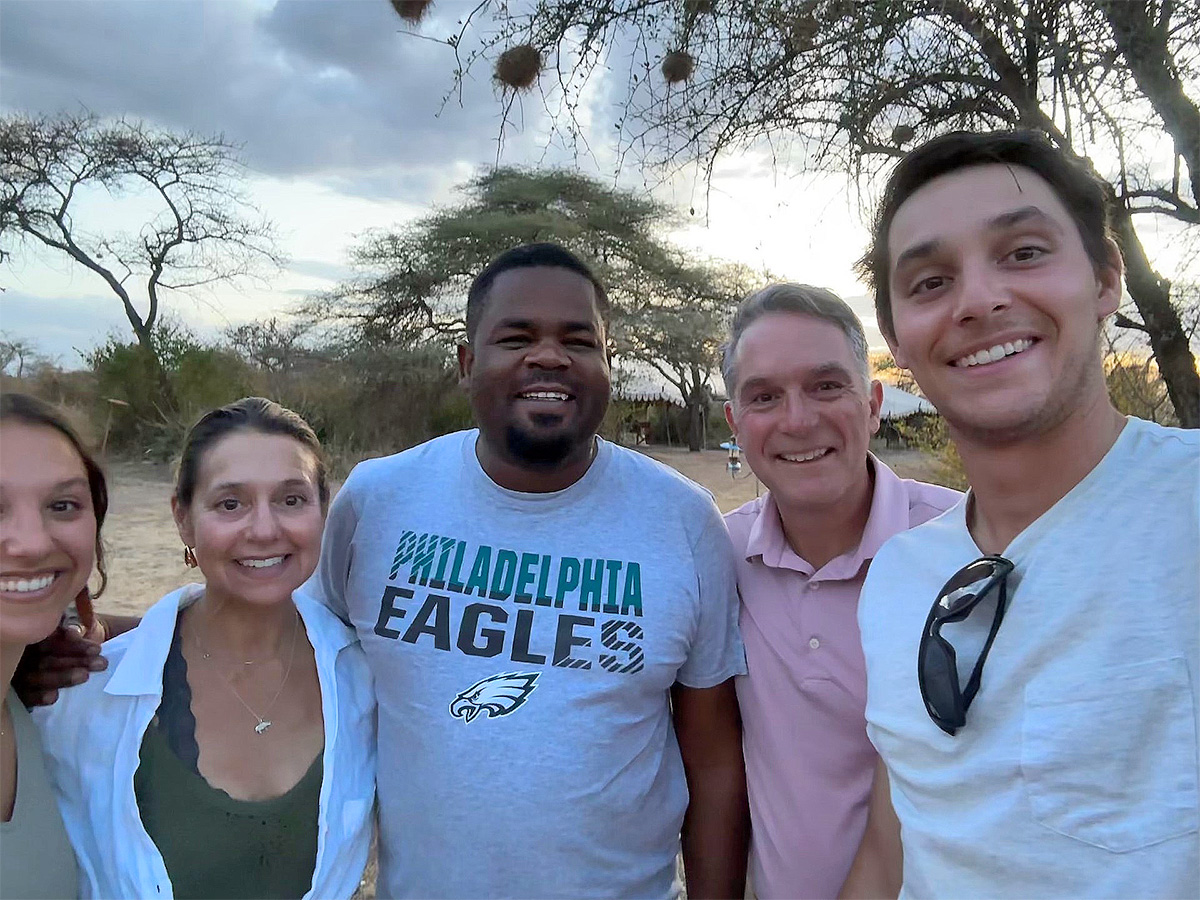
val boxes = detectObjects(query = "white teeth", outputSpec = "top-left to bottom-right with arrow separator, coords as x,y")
238,556 -> 285,569
780,448 -> 830,463
520,391 -> 570,401
954,338 -> 1033,367
0,574 -> 56,593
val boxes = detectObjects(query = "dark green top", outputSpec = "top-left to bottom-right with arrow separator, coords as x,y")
135,724 -> 322,900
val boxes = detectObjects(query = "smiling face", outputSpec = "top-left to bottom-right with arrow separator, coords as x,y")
885,163 -> 1122,445
458,265 -> 611,478
725,312 -> 882,516
0,422 -> 97,649
173,430 -> 325,609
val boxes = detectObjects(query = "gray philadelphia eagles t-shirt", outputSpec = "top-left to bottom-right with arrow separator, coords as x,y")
306,430 -> 745,899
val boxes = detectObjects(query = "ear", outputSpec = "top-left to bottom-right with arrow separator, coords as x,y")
171,496 -> 194,548
457,343 -> 474,387
866,379 -> 884,436
1096,237 -> 1124,319
723,400 -> 737,436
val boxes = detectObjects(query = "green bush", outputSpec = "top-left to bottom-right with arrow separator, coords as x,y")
84,319 -> 251,457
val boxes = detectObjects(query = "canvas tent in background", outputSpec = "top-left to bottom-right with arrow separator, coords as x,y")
610,358 -> 687,445
877,384 -> 937,448
880,384 -> 936,418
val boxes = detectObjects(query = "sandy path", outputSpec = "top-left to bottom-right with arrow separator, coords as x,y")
95,445 -> 940,619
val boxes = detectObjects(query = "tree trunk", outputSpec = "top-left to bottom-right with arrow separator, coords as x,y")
1113,206 -> 1200,427
686,397 -> 704,452
130,319 -> 180,417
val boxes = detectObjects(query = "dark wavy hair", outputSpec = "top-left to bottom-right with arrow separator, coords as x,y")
0,393 -> 109,598
174,397 -> 329,511
859,129 -> 1117,340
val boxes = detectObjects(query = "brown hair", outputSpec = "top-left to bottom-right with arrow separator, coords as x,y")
0,393 -> 108,598
174,397 -> 329,511
859,130 -> 1117,340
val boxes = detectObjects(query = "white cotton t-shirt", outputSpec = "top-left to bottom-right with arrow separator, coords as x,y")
859,417 -> 1200,898
305,430 -> 746,899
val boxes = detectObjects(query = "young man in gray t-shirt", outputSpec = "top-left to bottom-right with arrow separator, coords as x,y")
308,243 -> 749,899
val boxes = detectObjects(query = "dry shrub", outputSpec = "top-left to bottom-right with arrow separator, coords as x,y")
389,0 -> 432,23
494,44 -> 542,90
661,50 -> 696,84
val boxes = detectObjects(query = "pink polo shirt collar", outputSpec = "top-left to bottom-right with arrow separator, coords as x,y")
742,454 -> 915,578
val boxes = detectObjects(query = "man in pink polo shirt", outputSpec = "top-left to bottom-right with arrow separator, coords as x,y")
721,283 -> 959,899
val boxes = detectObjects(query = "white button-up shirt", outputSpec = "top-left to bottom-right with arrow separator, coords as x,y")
35,584 -> 377,900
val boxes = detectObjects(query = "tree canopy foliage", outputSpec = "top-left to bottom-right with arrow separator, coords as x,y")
309,166 -> 761,448
423,0 -> 1200,425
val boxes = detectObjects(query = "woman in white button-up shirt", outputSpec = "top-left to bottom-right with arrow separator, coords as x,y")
35,398 -> 376,899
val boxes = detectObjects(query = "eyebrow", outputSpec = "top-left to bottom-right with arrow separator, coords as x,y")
894,205 -> 1061,272
52,477 -> 90,493
493,318 -> 598,333
808,363 -> 856,381
986,205 -> 1061,233
737,364 -> 854,395
737,376 -> 776,397
208,477 -> 313,494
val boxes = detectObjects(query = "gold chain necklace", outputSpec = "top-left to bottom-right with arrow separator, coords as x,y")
190,605 -> 300,735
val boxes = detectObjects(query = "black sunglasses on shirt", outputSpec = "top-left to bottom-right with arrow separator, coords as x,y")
917,555 -> 1014,736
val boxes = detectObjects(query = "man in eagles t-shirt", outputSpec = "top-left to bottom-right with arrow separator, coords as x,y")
307,243 -> 749,899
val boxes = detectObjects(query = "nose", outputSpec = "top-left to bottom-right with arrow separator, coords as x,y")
524,337 -> 571,369
0,503 -> 57,561
951,258 -> 1011,324
244,502 -> 282,542
780,391 -> 819,432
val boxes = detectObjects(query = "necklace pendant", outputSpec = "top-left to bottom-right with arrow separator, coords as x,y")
254,720 -> 271,735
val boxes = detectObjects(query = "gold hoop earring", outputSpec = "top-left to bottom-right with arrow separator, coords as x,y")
182,546 -> 198,568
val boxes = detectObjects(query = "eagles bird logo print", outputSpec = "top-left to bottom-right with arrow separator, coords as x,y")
449,672 -> 540,723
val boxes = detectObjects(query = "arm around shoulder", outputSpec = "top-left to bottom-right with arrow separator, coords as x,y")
840,756 -> 903,899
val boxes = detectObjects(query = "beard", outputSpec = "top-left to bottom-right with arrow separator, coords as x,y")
504,420 -> 580,468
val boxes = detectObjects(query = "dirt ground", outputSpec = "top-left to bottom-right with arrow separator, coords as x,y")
95,443 -> 941,619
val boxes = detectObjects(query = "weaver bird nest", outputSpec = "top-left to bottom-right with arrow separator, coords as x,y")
389,0 -> 432,24
661,50 -> 696,84
891,124 -> 916,145
784,14 -> 819,53
494,44 -> 543,90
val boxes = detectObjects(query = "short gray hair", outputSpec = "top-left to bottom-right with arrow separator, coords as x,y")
721,283 -> 871,400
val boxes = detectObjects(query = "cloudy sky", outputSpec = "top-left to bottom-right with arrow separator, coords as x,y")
0,0 -> 1039,365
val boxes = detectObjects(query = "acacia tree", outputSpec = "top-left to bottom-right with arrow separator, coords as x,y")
308,166 -> 756,449
425,0 -> 1200,426
0,112 -> 281,411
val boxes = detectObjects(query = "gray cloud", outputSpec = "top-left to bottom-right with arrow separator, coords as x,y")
0,0 -> 579,201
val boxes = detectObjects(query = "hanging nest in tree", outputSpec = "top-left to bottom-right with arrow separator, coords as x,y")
389,0 -> 433,23
891,124 -> 916,145
784,14 -> 819,53
494,44 -> 543,90
684,0 -> 715,14
661,50 -> 696,84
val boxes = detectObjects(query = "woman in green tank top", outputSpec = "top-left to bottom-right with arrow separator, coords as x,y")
30,398 -> 376,899
0,393 -> 110,899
